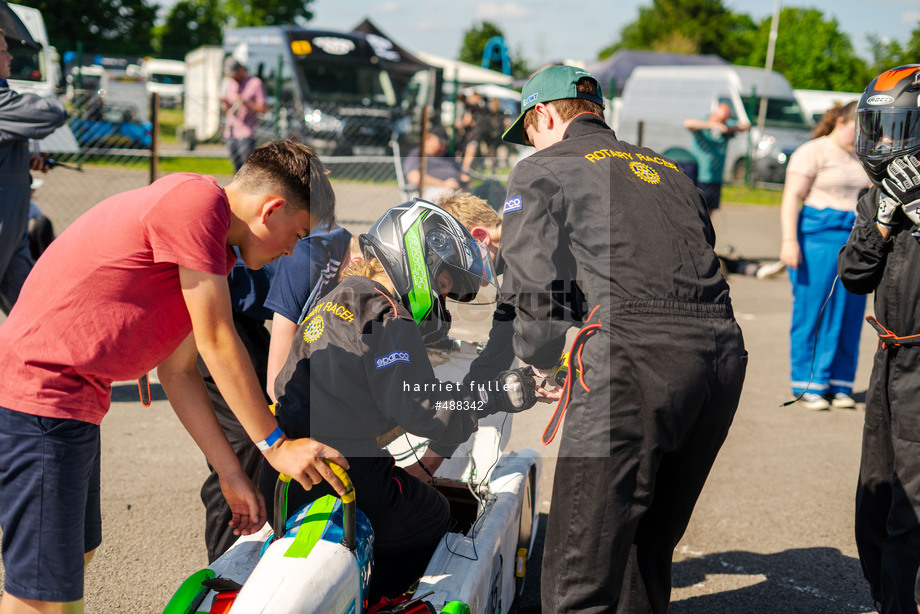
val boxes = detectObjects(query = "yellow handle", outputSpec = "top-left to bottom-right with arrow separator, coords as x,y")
324,460 -> 355,504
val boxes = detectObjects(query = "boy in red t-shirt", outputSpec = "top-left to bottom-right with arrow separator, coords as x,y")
0,140 -> 350,613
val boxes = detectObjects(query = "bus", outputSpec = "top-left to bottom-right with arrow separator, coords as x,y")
222,27 -> 407,156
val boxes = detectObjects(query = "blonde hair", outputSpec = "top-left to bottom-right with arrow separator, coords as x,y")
340,257 -> 395,294
435,191 -> 502,230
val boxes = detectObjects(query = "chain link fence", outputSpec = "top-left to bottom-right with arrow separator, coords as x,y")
36,88 -> 774,264
35,89 -> 517,236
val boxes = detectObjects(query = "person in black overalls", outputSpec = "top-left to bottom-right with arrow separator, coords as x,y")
498,65 -> 747,613
261,200 -> 539,600
838,65 -> 920,614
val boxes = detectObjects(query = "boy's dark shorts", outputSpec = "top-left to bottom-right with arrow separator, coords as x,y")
0,405 -> 101,602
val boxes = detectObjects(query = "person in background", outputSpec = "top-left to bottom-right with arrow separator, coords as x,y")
221,57 -> 266,172
403,125 -> 470,202
684,102 -> 750,215
0,30 -> 67,314
838,64 -> 920,614
779,100 -> 869,411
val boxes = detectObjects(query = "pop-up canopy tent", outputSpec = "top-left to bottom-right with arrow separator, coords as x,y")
351,18 -> 443,107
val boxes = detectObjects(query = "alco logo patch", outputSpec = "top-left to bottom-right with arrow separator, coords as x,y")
630,161 -> 660,185
375,351 -> 411,369
503,196 -> 523,213
303,316 -> 324,342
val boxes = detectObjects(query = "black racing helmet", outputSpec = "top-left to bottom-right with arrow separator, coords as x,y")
359,199 -> 498,345
855,65 -> 920,185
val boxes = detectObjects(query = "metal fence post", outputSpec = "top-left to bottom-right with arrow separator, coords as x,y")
149,92 -> 159,184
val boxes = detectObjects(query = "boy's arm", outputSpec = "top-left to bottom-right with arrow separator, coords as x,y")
266,312 -> 299,403
158,333 -> 266,536
178,266 -> 349,493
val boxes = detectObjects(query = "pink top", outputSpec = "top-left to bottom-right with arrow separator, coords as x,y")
787,135 -> 869,211
222,75 -> 266,140
0,173 -> 237,424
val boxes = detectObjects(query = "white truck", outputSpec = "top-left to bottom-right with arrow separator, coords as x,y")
8,4 -> 78,153
615,64 -> 813,184
8,3 -> 59,98
140,58 -> 186,108
182,45 -> 225,146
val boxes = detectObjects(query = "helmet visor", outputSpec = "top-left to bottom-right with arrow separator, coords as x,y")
425,229 -> 498,304
856,107 -> 920,159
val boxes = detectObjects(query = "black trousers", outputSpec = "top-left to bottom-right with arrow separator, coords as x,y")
541,310 -> 746,613
199,313 -> 271,563
259,455 -> 451,600
855,345 -> 920,613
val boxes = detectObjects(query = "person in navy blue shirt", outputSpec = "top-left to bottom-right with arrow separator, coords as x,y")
264,225 -> 355,403
200,226 -> 355,562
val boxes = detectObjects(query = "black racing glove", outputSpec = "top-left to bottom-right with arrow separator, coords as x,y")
882,155 -> 920,226
480,367 -> 538,415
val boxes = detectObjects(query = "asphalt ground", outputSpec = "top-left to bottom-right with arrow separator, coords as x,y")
0,183 -> 879,612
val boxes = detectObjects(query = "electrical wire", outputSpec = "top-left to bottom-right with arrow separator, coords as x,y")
404,409 -> 511,562
781,274 -> 840,407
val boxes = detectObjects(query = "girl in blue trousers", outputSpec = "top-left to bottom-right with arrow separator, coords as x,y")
779,101 -> 870,410
789,206 -> 865,401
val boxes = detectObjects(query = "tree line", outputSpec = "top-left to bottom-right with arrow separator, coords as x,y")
12,0 -> 916,93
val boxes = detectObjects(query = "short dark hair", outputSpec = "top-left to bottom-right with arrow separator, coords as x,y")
235,139 -> 336,229
521,77 -> 603,146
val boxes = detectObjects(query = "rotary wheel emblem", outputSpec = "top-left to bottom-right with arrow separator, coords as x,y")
303,316 -> 324,342
630,161 -> 660,184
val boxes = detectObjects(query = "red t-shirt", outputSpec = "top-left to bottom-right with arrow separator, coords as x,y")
0,173 -> 237,424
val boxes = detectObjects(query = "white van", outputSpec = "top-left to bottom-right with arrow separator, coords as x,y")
141,58 -> 186,108
615,64 -> 813,184
7,3 -> 59,98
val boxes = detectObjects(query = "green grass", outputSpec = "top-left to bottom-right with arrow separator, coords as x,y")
157,157 -> 235,175
723,184 -> 783,206
156,108 -> 184,145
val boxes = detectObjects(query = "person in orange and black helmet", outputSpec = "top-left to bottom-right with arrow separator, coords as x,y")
838,65 -> 920,614
499,65 -> 747,613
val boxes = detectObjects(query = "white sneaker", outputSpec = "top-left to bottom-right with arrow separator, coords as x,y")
756,260 -> 786,279
798,392 -> 830,411
830,392 -> 856,409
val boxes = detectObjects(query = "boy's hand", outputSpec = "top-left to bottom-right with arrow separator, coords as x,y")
262,437 -> 350,496
218,471 -> 267,536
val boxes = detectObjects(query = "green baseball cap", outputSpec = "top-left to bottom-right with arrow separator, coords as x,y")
502,65 -> 605,146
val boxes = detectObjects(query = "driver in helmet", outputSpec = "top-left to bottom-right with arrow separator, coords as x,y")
260,200 -> 540,600
839,65 -> 920,613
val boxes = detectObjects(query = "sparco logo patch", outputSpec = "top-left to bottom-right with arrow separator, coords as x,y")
375,351 -> 411,369
503,196 -> 523,213
867,95 -> 895,105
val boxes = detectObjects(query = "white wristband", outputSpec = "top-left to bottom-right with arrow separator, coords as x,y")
256,426 -> 284,452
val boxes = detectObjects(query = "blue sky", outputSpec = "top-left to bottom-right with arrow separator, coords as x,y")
286,0 -> 920,66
